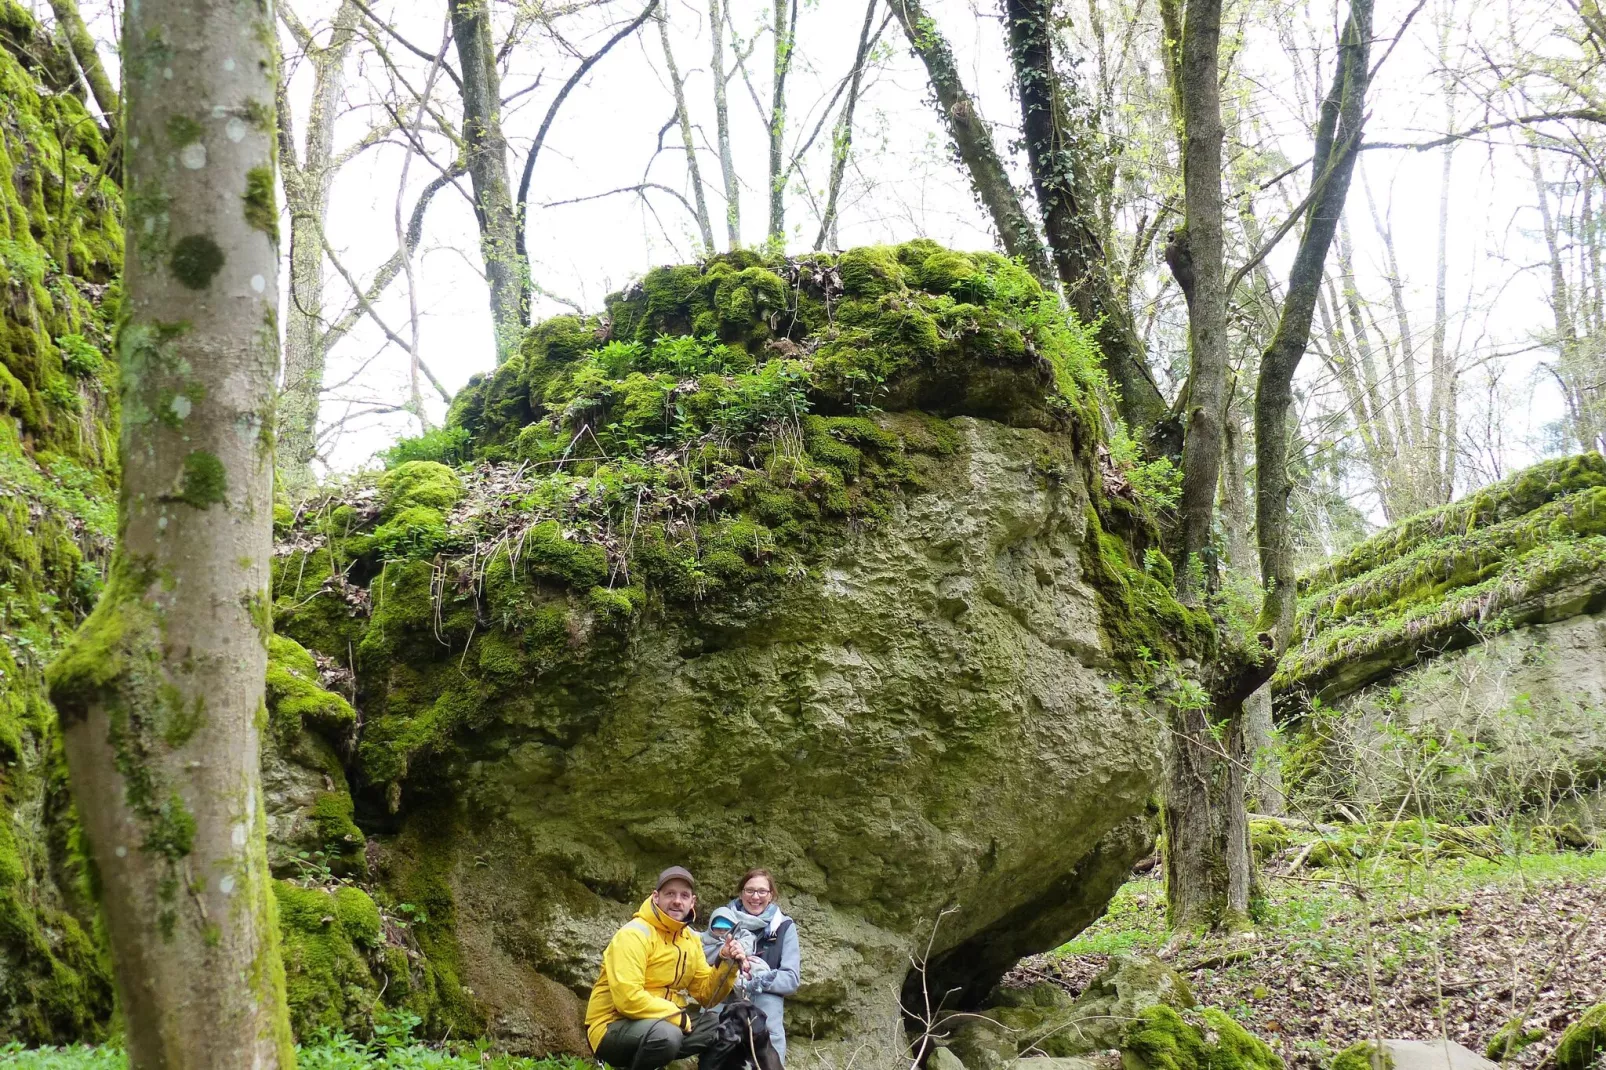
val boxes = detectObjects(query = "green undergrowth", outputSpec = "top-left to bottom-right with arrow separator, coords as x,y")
1278,453 -> 1606,698
0,1039 -> 594,1069
0,0 -> 121,1048
1054,845 -> 1606,961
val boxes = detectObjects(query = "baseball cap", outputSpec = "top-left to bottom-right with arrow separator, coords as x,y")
656,865 -> 696,891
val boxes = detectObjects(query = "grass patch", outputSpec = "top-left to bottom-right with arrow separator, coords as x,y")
0,1040 -> 594,1069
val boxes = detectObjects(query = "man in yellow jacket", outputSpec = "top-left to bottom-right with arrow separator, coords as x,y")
587,866 -> 745,1070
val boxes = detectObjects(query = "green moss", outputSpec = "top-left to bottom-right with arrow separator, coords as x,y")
1486,1020 -> 1546,1062
168,234 -> 225,290
243,166 -> 277,240
165,114 -> 204,146
1330,1041 -> 1393,1070
1122,1005 -> 1283,1070
273,880 -> 385,1037
378,460 -> 462,514
175,449 -> 226,508
838,245 -> 905,297
1556,1004 -> 1606,1070
265,634 -> 355,738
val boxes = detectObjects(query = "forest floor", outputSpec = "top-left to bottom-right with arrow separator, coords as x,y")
0,1040 -> 592,1069
1010,848 -> 1606,1070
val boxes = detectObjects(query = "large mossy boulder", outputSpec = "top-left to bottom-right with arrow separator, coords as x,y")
271,243 -> 1199,1063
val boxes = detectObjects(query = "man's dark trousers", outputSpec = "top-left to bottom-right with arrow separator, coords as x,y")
596,1011 -> 719,1070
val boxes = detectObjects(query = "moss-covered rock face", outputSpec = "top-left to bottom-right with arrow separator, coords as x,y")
0,1 -> 121,1044
1278,453 -> 1606,701
268,243 -> 1196,1062
1279,453 -> 1606,824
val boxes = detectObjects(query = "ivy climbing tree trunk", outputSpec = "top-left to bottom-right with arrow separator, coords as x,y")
1154,0 -> 1372,940
889,0 -> 1054,286
450,0 -> 525,361
1255,0 -> 1374,651
1002,0 -> 1172,453
45,0 -> 293,1064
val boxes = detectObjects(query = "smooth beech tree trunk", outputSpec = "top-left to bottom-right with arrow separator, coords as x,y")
450,0 -> 524,361
46,0 -> 293,1064
709,0 -> 741,248
766,0 -> 797,248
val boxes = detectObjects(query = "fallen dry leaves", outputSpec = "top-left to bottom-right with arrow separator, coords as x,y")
1013,869 -> 1605,1070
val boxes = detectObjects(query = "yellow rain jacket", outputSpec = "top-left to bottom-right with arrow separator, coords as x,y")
585,897 -> 738,1051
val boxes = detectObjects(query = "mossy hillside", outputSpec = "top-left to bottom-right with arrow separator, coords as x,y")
0,3 -> 120,1046
1277,453 -> 1606,699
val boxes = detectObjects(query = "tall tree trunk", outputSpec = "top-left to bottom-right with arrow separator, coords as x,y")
1220,397 -> 1286,817
659,7 -> 715,251
1003,0 -> 1172,445
48,0 -> 118,125
1427,137 -> 1455,502
1255,0 -> 1373,650
1155,0 -> 1249,937
814,0 -> 879,251
450,0 -> 524,360
1160,0 -> 1227,602
889,0 -> 1054,286
766,0 -> 798,248
46,0 -> 292,1063
277,0 -> 359,497
709,0 -> 741,248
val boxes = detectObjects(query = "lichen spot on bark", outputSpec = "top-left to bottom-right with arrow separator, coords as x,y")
178,450 -> 228,508
243,167 -> 277,241
169,234 -> 224,289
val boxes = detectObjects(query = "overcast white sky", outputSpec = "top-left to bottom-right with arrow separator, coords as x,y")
58,0 -> 1584,502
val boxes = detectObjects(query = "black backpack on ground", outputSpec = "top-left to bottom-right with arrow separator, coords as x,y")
699,1000 -> 783,1070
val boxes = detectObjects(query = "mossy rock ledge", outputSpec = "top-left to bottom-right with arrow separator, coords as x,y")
1278,453 -> 1606,821
268,241 -> 1190,1064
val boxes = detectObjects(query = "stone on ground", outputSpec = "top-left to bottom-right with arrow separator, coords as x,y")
1379,1039 -> 1496,1070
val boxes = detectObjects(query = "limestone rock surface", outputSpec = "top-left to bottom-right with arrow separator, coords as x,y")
375,418 -> 1161,1066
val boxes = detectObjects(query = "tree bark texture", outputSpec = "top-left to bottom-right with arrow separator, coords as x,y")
1164,703 -> 1253,932
1255,0 -> 1373,649
709,0 -> 741,247
48,0 -> 118,125
277,1 -> 359,497
45,0 -> 293,1064
1003,0 -> 1170,443
450,0 -> 524,361
889,0 -> 1054,286
766,0 -> 797,247
1165,0 -> 1227,602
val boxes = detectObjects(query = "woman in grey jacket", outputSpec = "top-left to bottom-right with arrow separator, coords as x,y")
701,868 -> 800,1063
